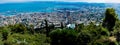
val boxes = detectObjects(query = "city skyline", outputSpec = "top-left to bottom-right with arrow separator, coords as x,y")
0,0 -> 120,3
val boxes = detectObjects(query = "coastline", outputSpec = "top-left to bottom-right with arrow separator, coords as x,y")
0,1 -> 117,28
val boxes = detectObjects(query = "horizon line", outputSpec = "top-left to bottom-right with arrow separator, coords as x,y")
0,1 -> 120,4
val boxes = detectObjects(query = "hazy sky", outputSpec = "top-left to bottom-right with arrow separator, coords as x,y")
0,0 -> 120,3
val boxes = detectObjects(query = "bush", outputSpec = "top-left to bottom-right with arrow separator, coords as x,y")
10,24 -> 27,34
100,28 -> 110,36
76,25 -> 110,45
2,28 -> 10,41
93,36 -> 118,45
49,29 -> 78,45
6,33 -> 48,45
77,30 -> 92,45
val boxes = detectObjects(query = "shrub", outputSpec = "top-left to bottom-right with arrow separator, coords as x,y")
6,33 -> 48,45
77,30 -> 92,45
10,24 -> 27,34
2,28 -> 10,41
93,36 -> 118,45
49,29 -> 78,45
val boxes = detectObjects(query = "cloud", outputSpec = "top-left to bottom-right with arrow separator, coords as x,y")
0,0 -> 28,3
0,0 -> 28,2
57,0 -> 120,3
0,0 -> 54,3
105,0 -> 120,3
0,0 -> 120,3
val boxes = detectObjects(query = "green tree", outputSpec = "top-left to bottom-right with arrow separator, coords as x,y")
75,23 -> 84,32
76,24 -> 110,45
2,29 -> 9,41
29,24 -> 35,34
102,8 -> 118,31
44,19 -> 50,37
77,31 -> 92,45
11,24 -> 27,34
49,29 -> 77,45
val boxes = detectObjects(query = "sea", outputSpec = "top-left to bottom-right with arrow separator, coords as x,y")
0,1 -> 119,16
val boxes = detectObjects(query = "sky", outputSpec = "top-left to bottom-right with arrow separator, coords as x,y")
0,0 -> 120,3
59,0 -> 120,3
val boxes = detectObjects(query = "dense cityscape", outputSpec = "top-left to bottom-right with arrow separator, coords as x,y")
0,1 -> 120,45
0,2 -> 106,29
0,2 -> 120,29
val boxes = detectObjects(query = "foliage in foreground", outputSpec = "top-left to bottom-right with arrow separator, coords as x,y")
0,24 -> 49,45
49,25 -> 116,45
5,33 -> 47,45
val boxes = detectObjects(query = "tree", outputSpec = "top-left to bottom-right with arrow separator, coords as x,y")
29,24 -> 35,34
49,29 -> 77,45
77,31 -> 92,45
2,29 -> 9,41
75,23 -> 84,32
11,24 -> 27,34
44,19 -> 50,37
102,8 -> 118,31
60,22 -> 64,29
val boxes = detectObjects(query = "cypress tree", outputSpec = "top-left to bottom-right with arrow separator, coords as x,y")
102,8 -> 118,31
45,19 -> 50,37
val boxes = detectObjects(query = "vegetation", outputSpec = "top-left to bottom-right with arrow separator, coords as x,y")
49,29 -> 77,45
0,8 -> 119,45
0,24 -> 49,45
102,8 -> 118,31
